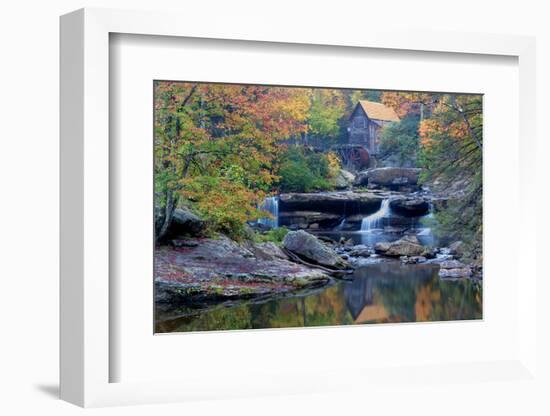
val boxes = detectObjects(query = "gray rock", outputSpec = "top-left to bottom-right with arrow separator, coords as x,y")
438,259 -> 471,278
278,211 -> 340,229
440,260 -> 467,269
348,245 -> 371,257
439,268 -> 472,279
283,230 -> 350,269
171,207 -> 206,236
354,167 -> 422,189
400,256 -> 427,264
155,235 -> 331,306
252,242 -> 289,261
449,241 -> 465,258
279,191 -> 382,214
334,169 -> 356,189
171,239 -> 199,248
384,226 -> 407,234
374,235 -> 425,257
389,197 -> 430,217
421,247 -> 436,259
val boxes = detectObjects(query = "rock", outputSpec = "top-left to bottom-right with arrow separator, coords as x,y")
278,211 -> 340,229
334,169 -> 356,189
155,237 -> 331,306
439,268 -> 472,279
449,241 -> 465,258
348,245 -> 371,257
400,256 -> 427,264
252,242 -> 289,261
421,247 -> 436,259
438,259 -> 472,279
374,235 -> 425,257
171,239 -> 199,248
318,235 -> 338,245
279,191 -> 382,214
383,226 -> 407,234
354,167 -> 422,191
439,260 -> 466,269
170,207 -> 206,237
283,230 -> 350,269
389,197 -> 430,217
426,254 -> 454,264
339,237 -> 355,248
288,223 -> 308,230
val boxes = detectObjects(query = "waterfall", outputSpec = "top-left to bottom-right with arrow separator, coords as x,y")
417,202 -> 435,245
257,196 -> 279,228
361,199 -> 390,232
335,218 -> 346,231
423,202 -> 435,219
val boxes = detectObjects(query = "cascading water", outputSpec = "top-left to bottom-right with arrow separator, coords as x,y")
361,199 -> 391,232
257,196 -> 279,228
335,218 -> 347,231
416,202 -> 435,245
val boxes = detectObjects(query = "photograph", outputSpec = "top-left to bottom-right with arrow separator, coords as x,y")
153,81 -> 483,333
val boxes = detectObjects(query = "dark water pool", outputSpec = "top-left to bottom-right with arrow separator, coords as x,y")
155,263 -> 482,333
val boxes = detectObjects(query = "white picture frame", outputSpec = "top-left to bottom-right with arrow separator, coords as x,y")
60,7 -> 539,408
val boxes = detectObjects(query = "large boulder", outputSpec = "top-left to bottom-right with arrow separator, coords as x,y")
154,237 -> 330,308
170,207 -> 206,237
334,169 -> 356,190
355,167 -> 422,190
374,235 -> 426,257
448,241 -> 466,258
279,191 -> 382,215
250,242 -> 289,261
283,230 -> 350,269
389,197 -> 430,217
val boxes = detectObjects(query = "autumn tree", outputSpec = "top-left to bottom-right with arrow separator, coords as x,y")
419,94 -> 483,258
154,82 -> 310,241
381,91 -> 483,257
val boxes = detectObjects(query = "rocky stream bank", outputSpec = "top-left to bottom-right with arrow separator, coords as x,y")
155,167 -> 481,313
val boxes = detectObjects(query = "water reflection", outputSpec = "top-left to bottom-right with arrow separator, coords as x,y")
155,263 -> 482,333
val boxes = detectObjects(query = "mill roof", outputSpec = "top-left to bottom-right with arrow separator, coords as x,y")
356,100 -> 400,122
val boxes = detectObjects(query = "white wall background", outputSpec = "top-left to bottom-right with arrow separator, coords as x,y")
0,0 -> 547,414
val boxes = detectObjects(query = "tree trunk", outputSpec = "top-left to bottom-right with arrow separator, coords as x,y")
156,190 -> 176,243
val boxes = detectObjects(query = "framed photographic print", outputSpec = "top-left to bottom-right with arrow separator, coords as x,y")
60,7 -> 539,408
152,80 -> 483,334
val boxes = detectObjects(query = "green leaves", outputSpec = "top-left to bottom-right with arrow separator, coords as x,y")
307,89 -> 346,138
277,147 -> 335,193
378,114 -> 420,167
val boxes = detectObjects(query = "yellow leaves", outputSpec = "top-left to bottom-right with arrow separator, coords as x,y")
381,91 -> 433,118
326,151 -> 341,178
180,175 -> 267,238
418,119 -> 440,148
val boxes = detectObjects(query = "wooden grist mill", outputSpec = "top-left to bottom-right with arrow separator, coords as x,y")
336,100 -> 400,171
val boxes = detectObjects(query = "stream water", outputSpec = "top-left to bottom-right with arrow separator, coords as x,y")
155,263 -> 482,332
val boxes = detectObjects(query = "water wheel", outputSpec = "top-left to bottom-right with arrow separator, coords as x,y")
333,145 -> 370,171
